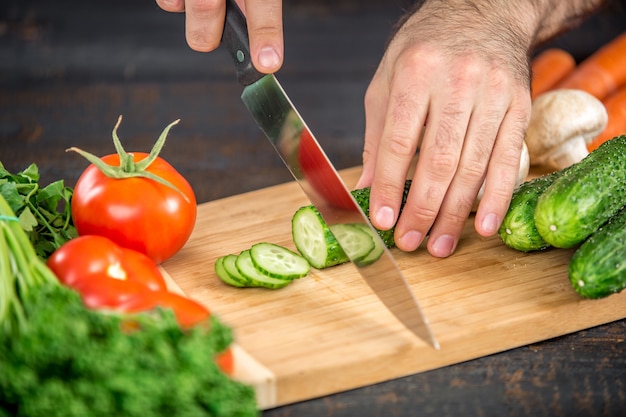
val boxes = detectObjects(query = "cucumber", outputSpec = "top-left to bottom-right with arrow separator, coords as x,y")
350,179 -> 412,248
568,205 -> 626,299
214,255 -> 247,288
222,254 -> 249,284
534,135 -> 626,248
329,223 -> 376,264
352,223 -> 384,265
498,170 -> 563,252
291,205 -> 348,269
235,250 -> 291,289
291,180 -> 412,268
249,242 -> 310,279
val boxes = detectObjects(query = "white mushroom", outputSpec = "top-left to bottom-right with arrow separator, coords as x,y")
525,89 -> 608,170
471,141 -> 530,212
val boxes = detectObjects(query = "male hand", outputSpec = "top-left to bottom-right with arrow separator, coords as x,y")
155,0 -> 283,73
356,1 -> 533,257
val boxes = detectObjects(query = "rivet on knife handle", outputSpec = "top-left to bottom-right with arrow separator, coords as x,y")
222,0 -> 265,86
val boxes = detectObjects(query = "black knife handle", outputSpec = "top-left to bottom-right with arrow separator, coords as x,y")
223,0 -> 265,86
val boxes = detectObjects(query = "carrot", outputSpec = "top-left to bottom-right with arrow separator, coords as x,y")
530,48 -> 576,100
555,31 -> 626,100
588,84 -> 626,151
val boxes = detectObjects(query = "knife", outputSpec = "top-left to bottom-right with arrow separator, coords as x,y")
222,0 -> 438,349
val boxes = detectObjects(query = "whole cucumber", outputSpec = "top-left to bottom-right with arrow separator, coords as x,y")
499,172 -> 561,252
534,135 -> 626,248
569,205 -> 626,298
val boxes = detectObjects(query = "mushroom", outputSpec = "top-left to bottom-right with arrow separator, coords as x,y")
525,89 -> 608,170
471,140 -> 530,212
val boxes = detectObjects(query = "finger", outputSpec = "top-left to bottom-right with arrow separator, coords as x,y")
393,62 -> 478,252
426,101 -> 506,257
185,0 -> 225,52
356,70 -> 389,189
368,59 -> 429,234
475,93 -> 531,237
156,0 -> 185,12
244,0 -> 283,73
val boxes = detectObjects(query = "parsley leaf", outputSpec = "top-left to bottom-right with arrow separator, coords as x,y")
0,161 -> 77,259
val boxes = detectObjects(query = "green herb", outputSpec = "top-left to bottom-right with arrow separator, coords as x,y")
0,161 -> 77,259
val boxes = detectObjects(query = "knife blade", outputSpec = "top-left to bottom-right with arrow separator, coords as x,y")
222,0 -> 438,349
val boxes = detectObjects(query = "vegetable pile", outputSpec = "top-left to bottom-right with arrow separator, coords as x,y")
0,192 -> 257,416
530,32 -> 626,153
1,118 -> 259,416
499,134 -> 626,299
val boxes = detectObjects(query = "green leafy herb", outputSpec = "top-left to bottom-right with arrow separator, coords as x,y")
0,161 -> 77,259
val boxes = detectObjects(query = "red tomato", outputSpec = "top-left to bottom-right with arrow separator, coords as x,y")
72,152 -> 197,264
116,290 -> 211,329
75,277 -> 151,310
215,347 -> 235,376
47,235 -> 168,292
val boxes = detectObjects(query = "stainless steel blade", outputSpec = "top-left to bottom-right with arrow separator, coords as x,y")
222,0 -> 438,348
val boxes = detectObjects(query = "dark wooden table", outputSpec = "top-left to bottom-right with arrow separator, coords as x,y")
2,1 -> 625,416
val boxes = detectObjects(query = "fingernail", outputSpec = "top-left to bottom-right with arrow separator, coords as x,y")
258,46 -> 280,70
481,213 -> 499,235
398,230 -> 423,251
431,234 -> 455,258
374,206 -> 395,230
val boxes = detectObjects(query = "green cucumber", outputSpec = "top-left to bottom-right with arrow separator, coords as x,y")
222,253 -> 249,284
498,171 -> 563,252
291,180 -> 412,268
215,255 -> 247,288
352,223 -> 384,265
235,250 -> 291,289
568,205 -> 626,299
291,205 -> 348,269
249,242 -> 310,280
328,223 -> 375,264
534,135 -> 626,248
350,179 -> 412,248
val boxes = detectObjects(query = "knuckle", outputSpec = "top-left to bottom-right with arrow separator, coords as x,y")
426,150 -> 458,180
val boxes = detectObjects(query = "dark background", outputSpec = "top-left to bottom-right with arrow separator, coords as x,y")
1,1 -> 625,416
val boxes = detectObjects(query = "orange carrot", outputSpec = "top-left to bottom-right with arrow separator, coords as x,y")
530,48 -> 576,100
556,31 -> 626,100
588,84 -> 626,151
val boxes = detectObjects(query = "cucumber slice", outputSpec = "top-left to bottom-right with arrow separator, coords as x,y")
235,250 -> 292,289
352,223 -> 385,265
222,254 -> 249,285
214,256 -> 247,288
291,205 -> 348,269
329,223 -> 375,264
250,242 -> 310,280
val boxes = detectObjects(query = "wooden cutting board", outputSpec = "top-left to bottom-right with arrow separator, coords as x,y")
161,166 -> 626,410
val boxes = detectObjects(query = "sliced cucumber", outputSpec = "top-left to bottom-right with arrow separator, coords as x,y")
250,242 -> 310,279
329,223 -> 375,264
223,254 -> 250,285
214,255 -> 247,288
352,223 -> 385,265
291,205 -> 348,269
235,250 -> 292,289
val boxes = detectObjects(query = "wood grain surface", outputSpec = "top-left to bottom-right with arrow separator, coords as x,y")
161,166 -> 626,410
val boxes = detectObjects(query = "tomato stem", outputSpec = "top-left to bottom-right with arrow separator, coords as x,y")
66,116 -> 190,203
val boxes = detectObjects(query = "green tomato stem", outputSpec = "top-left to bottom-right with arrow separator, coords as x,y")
66,116 -> 190,203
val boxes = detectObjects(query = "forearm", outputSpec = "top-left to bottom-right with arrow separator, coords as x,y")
531,0 -> 607,44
